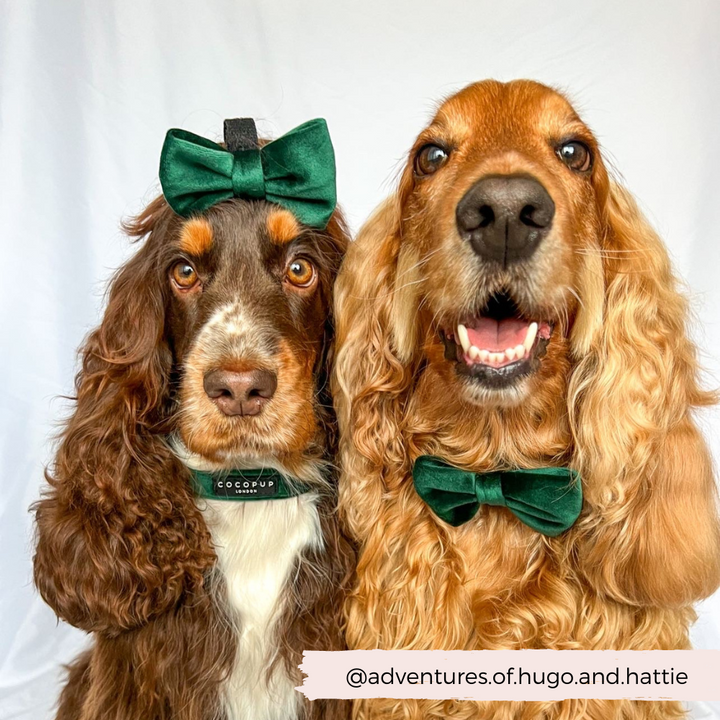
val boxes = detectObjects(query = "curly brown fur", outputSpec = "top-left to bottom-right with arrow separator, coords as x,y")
333,80 -> 720,719
276,493 -> 355,720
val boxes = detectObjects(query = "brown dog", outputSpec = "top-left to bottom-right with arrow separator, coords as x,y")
34,193 -> 352,720
334,80 -> 720,719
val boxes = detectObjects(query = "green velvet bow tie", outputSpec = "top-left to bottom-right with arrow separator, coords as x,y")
190,467 -> 310,502
159,117 -> 337,228
412,456 -> 582,536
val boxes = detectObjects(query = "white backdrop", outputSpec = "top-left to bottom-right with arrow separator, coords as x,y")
1,0 -> 719,718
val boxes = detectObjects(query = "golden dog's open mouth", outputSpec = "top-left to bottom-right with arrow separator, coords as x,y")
441,291 -> 553,388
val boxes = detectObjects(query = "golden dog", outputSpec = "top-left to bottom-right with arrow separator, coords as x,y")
334,80 -> 720,720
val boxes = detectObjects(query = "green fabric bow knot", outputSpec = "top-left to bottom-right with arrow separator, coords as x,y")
412,455 -> 582,536
159,118 -> 337,228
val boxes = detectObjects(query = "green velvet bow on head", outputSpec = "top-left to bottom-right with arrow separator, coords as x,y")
412,455 -> 582,536
159,118 -> 337,228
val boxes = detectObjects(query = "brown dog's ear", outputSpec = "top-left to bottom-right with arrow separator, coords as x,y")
569,181 -> 720,607
33,197 -> 215,635
310,207 -> 351,458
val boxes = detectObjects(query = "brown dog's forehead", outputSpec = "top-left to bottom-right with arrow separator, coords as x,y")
178,217 -> 214,255
166,203 -> 284,333
203,201 -> 267,254
195,201 -> 283,286
426,80 -> 588,148
169,200 -> 331,340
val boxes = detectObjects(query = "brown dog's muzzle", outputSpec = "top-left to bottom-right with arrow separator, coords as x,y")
456,174 -> 555,266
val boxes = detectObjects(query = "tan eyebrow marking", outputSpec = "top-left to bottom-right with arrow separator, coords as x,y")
179,217 -> 214,255
266,208 -> 300,245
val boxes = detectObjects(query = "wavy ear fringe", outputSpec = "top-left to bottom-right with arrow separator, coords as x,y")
569,182 -> 720,607
569,242 -> 605,358
334,195 -> 472,652
333,195 -> 421,541
33,198 -> 216,634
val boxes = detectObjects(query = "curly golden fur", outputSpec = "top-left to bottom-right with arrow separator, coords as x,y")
333,80 -> 720,719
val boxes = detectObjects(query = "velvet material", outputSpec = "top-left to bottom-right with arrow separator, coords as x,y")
412,455 -> 582,536
189,467 -> 310,502
159,118 -> 337,228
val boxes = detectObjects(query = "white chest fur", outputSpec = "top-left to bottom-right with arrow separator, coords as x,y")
200,493 -> 322,720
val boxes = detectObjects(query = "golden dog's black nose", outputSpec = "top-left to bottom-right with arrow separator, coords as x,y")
203,368 -> 277,417
456,175 -> 555,265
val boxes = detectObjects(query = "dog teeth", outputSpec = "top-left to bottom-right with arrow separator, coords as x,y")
523,322 -> 538,352
461,321 -> 540,368
456,324 -> 470,353
465,346 -> 525,366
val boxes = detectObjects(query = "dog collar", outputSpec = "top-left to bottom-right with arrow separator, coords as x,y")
189,467 -> 310,501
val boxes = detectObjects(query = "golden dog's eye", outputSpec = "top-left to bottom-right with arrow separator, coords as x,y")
415,144 -> 449,176
171,261 -> 199,289
285,258 -> 316,288
557,141 -> 592,172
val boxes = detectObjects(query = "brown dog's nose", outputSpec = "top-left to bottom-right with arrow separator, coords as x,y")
456,175 -> 555,266
203,368 -> 277,417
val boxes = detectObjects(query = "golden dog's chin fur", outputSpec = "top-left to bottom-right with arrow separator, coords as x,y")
333,80 -> 720,719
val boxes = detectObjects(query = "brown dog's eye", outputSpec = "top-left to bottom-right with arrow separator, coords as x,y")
415,144 -> 449,176
557,141 -> 592,172
285,258 -> 316,288
171,261 -> 199,289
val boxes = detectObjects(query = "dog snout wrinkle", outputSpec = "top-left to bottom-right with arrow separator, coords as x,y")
456,175 -> 555,266
203,368 -> 277,417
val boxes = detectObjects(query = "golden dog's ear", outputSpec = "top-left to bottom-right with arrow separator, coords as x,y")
334,189 -> 469,656
333,192 -> 420,538
570,181 -> 720,607
337,195 -> 421,361
569,241 -> 605,358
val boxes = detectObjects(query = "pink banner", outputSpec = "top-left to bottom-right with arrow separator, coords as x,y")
297,650 -> 720,701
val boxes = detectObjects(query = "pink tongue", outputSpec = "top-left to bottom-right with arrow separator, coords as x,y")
467,318 -> 530,351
